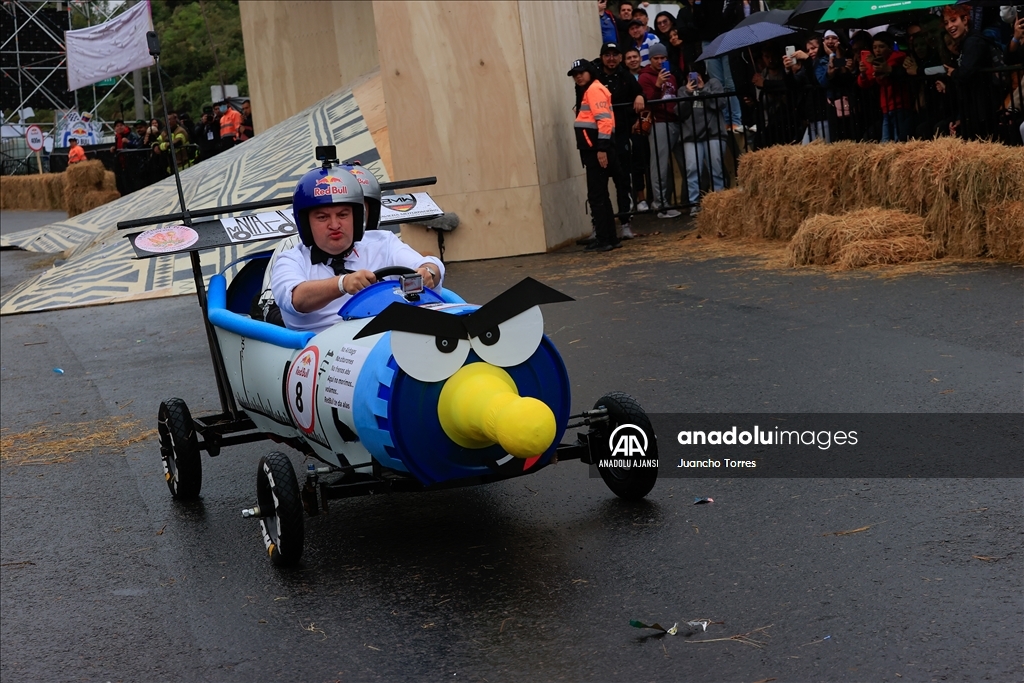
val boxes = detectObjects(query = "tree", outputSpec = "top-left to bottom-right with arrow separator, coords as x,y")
83,0 -> 247,122
151,0 -> 248,115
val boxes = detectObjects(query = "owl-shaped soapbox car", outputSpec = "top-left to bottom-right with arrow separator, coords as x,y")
120,173 -> 659,567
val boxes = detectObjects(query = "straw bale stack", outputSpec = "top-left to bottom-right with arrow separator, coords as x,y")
835,236 -> 936,269
700,139 -> 1023,265
63,160 -> 120,217
985,201 -> 1024,262
695,188 -> 750,237
787,209 -> 931,267
79,190 -> 122,214
0,173 -> 66,210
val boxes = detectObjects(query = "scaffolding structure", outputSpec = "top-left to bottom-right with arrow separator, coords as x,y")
2,0 -> 151,127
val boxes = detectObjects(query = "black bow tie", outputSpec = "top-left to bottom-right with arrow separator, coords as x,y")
310,245 -> 352,276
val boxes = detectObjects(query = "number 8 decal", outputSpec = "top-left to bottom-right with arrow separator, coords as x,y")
286,346 -> 319,433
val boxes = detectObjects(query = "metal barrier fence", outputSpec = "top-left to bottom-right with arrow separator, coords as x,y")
613,89 -> 744,214
47,144 -> 200,195
609,64 -> 1023,216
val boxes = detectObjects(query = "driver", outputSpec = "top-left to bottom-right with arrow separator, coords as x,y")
270,165 -> 444,333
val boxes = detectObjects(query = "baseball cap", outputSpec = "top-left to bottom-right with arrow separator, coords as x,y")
824,29 -> 839,39
600,42 -> 622,55
648,43 -> 668,58
567,58 -> 590,76
628,18 -> 645,27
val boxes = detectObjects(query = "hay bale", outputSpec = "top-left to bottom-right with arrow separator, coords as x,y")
788,208 -> 928,266
62,159 -> 114,216
736,139 -> 1024,258
77,189 -> 120,215
63,159 -> 106,189
101,170 -> 117,192
836,236 -> 936,269
0,174 -> 66,210
695,188 -> 749,238
985,201 -> 1024,262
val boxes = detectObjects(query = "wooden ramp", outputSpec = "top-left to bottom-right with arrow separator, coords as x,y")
1,76 -> 389,315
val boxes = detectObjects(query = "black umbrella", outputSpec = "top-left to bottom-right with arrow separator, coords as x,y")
736,8 -> 795,29
787,1 -> 834,30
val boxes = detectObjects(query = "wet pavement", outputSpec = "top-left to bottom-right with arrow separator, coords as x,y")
1,211 -> 1022,682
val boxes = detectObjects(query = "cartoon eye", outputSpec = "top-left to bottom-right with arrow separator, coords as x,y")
390,331 -> 470,382
469,306 -> 544,367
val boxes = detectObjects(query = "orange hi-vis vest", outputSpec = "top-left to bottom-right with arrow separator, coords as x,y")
67,145 -> 86,164
574,79 -> 615,151
220,107 -> 242,139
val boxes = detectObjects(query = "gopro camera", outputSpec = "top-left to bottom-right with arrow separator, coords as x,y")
399,273 -> 424,298
315,145 -> 339,168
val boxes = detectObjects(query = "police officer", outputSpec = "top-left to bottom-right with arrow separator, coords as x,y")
568,58 -> 620,253
594,42 -> 645,239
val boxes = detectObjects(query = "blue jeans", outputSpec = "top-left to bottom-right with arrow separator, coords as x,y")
682,139 -> 726,204
701,42 -> 743,128
882,109 -> 913,142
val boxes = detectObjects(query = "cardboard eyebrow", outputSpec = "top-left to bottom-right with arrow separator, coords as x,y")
353,302 -> 469,340
463,277 -> 574,338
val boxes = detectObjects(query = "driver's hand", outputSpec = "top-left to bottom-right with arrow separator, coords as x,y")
340,269 -> 376,295
417,265 -> 438,289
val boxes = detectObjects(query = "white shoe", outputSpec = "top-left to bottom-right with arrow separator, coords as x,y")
619,224 -> 635,239
636,201 -> 649,212
657,209 -> 681,219
689,206 -> 702,217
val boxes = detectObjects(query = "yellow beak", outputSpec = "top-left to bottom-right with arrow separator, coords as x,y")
437,363 -> 556,458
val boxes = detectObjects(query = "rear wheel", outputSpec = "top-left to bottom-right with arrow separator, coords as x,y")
256,452 -> 304,567
158,398 -> 202,499
593,392 -> 658,500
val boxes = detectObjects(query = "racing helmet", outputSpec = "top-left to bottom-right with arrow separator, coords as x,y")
340,163 -> 382,231
292,166 -> 366,248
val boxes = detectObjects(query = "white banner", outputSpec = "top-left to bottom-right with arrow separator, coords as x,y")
65,2 -> 155,91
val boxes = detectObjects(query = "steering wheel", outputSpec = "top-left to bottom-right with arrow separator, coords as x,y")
373,266 -> 417,280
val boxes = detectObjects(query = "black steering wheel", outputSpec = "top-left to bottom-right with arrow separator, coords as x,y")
373,266 -> 418,280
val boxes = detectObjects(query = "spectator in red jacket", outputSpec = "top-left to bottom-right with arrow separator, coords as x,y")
857,32 -> 913,141
638,43 -> 684,218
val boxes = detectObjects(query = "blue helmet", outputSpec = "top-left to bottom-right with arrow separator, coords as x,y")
339,163 -> 382,232
292,166 -> 366,247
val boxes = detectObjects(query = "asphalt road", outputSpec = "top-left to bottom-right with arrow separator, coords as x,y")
1,211 -> 1021,683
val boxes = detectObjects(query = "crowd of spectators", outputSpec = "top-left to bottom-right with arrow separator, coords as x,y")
581,1 -> 1024,232
107,98 -> 255,194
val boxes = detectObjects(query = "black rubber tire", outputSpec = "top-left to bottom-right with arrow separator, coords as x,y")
157,398 -> 202,499
593,392 -> 659,501
256,452 -> 304,567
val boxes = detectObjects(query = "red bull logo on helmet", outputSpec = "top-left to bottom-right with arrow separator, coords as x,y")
347,167 -> 371,187
313,175 -> 349,198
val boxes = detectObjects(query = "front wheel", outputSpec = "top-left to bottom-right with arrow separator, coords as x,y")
593,392 -> 658,501
158,398 -> 202,499
256,452 -> 304,567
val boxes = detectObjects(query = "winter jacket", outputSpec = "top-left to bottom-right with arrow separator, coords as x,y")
678,77 -> 728,142
595,64 -> 644,134
857,50 -> 912,113
600,10 -> 618,44
574,78 -> 615,151
638,64 -> 679,123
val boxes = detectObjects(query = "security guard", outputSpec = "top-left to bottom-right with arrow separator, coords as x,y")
218,100 -> 242,151
568,58 -> 620,252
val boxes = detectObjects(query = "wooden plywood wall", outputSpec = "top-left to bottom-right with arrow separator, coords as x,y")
519,1 -> 602,250
239,1 -> 379,133
373,0 -> 548,261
